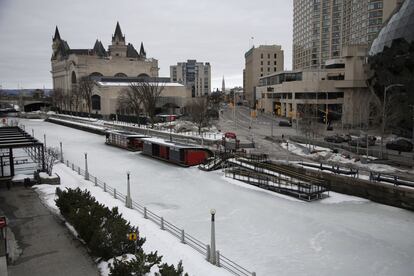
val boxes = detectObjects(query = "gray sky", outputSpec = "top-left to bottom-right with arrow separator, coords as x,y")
0,0 -> 293,90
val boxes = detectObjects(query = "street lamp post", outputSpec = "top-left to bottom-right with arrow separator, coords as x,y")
381,84 -> 404,158
59,142 -> 63,163
84,152 -> 89,180
210,209 -> 216,265
126,171 -> 132,208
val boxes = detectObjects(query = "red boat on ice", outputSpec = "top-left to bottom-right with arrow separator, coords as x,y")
105,130 -> 150,151
141,137 -> 213,167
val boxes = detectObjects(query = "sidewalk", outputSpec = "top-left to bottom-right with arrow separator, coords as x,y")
0,185 -> 100,276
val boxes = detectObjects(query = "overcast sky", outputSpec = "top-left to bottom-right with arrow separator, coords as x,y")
0,0 -> 293,90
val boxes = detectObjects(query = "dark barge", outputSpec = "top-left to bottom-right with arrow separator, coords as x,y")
105,130 -> 150,151
141,137 -> 213,167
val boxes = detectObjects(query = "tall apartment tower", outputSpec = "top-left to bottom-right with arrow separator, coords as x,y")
293,0 -> 403,70
244,45 -> 284,108
170,60 -> 211,97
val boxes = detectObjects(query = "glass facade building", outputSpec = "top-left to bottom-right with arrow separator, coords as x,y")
293,0 -> 402,70
370,0 -> 414,55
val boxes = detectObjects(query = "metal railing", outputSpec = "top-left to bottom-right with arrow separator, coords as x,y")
63,159 -> 256,276
289,135 -> 413,166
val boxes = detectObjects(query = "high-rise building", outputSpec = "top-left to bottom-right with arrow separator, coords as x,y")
243,45 -> 284,108
293,0 -> 404,70
170,60 -> 211,97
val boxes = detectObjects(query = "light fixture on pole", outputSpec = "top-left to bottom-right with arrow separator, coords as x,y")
210,209 -> 216,264
84,152 -> 89,180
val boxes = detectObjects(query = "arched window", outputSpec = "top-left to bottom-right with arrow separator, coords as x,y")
71,71 -> 77,84
137,73 -> 150,78
91,95 -> 101,110
89,72 -> 103,77
114,72 -> 127,77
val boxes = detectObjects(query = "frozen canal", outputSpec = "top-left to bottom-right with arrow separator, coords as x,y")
22,119 -> 414,276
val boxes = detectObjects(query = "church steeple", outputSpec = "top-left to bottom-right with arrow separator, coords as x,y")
139,42 -> 146,58
112,21 -> 125,43
53,26 -> 61,41
222,76 -> 226,93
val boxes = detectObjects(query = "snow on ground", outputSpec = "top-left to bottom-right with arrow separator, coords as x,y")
282,141 -> 414,174
22,119 -> 414,276
34,163 -> 230,276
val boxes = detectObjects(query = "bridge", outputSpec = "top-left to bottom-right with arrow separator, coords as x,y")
0,98 -> 52,112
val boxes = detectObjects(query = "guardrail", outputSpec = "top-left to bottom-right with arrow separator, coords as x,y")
63,159 -> 256,276
289,135 -> 413,166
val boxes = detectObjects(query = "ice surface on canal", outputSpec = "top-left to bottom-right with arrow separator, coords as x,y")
23,119 -> 414,276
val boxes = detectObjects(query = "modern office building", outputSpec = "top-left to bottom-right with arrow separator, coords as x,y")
243,45 -> 284,107
293,0 -> 404,70
170,60 -> 211,97
257,45 -> 372,127
370,0 -> 414,55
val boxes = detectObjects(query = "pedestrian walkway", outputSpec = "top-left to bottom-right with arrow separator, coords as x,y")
0,185 -> 100,276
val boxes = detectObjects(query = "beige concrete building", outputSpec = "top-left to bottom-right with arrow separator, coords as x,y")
170,60 -> 211,97
257,45 -> 372,127
293,0 -> 404,70
243,45 -> 284,108
91,78 -> 191,116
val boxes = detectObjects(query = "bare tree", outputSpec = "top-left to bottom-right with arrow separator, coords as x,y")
79,76 -> 94,114
44,147 -> 60,176
129,80 -> 164,127
71,87 -> 83,112
51,88 -> 64,111
186,97 -> 211,134
117,87 -> 142,118
297,100 -> 319,151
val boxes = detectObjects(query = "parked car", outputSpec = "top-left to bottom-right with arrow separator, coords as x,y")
324,135 -> 344,143
224,132 -> 237,139
386,138 -> 413,152
348,136 -> 376,147
279,120 -> 292,127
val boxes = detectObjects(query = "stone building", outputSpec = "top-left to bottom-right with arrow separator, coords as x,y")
51,23 -> 191,117
257,45 -> 372,127
51,22 -> 159,93
170,60 -> 211,97
243,45 -> 284,108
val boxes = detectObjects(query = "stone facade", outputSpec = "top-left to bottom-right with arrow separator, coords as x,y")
257,45 -> 372,127
91,79 -> 191,116
50,23 -> 193,117
243,45 -> 284,108
51,22 -> 158,98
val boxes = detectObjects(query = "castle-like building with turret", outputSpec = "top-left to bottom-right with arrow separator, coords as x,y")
51,23 -> 192,117
51,22 -> 159,94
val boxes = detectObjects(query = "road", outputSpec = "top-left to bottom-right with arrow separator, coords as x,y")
218,105 -> 414,167
0,185 -> 99,276
218,105 -> 301,161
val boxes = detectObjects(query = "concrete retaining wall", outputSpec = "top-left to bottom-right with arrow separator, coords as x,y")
285,164 -> 414,211
46,118 -> 105,135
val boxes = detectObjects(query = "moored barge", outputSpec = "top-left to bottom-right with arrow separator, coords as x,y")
141,137 -> 213,166
105,130 -> 150,151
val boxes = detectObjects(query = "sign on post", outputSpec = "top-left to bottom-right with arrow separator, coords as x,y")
127,232 -> 137,241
